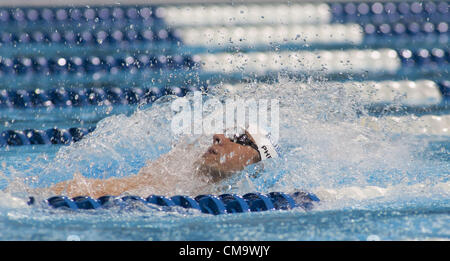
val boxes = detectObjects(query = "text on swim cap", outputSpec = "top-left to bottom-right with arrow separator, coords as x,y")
261,145 -> 272,159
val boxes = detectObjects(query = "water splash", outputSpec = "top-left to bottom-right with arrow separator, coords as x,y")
207,78 -> 448,204
1,78 -> 448,208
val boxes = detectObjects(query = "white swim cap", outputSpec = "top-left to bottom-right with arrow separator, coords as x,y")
223,122 -> 281,161
245,123 -> 281,160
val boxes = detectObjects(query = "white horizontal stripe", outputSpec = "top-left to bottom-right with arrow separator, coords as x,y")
178,24 -> 363,47
197,49 -> 400,74
360,114 -> 450,136
216,80 -> 443,106
341,80 -> 443,106
159,3 -> 331,27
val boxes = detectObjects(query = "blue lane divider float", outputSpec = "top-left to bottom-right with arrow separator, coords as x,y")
0,3 -> 447,52
1,80 -> 448,110
0,127 -> 95,147
439,80 -> 450,97
90,2 -> 448,28
0,28 -> 181,46
0,85 -> 204,109
0,6 -> 173,35
361,21 -> 449,38
0,47 -> 447,77
30,191 -> 320,214
0,20 -> 447,48
0,6 -> 165,25
166,22 -> 448,52
0,3 -> 447,28
0,55 -> 198,76
398,48 -> 450,69
330,2 -> 449,24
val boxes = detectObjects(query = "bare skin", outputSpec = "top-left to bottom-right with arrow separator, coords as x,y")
198,133 -> 261,182
51,133 -> 261,198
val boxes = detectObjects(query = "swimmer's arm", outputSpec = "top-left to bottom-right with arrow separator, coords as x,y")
50,173 -> 145,198
49,151 -> 180,198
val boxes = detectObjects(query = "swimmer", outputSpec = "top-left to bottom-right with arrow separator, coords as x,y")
49,125 -> 280,198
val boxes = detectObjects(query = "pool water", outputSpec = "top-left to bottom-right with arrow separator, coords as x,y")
1,85 -> 448,240
0,2 -> 449,240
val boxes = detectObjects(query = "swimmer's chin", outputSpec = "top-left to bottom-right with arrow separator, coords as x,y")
195,159 -> 236,183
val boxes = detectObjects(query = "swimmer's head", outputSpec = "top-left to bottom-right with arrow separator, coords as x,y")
199,124 -> 280,182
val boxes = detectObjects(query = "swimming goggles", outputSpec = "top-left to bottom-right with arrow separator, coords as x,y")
228,133 -> 260,153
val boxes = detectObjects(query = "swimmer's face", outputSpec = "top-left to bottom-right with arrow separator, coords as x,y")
200,133 -> 261,182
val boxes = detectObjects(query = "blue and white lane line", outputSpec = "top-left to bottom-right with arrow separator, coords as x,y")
0,3 -> 446,50
158,3 -> 332,27
0,47 -> 447,77
0,80 -> 448,109
360,114 -> 450,136
177,24 -> 364,48
31,190 -> 319,213
217,79 -> 445,107
330,2 -> 449,24
0,127 -> 95,147
0,21 -> 445,49
1,113 -> 448,148
196,49 -> 401,74
0,6 -> 164,29
0,20 -> 446,50
158,2 -> 449,27
340,79 -> 444,107
0,3 -> 446,28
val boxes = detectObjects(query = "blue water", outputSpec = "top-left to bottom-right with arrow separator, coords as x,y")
1,198 -> 448,240
0,3 -> 449,241
0,99 -> 448,240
